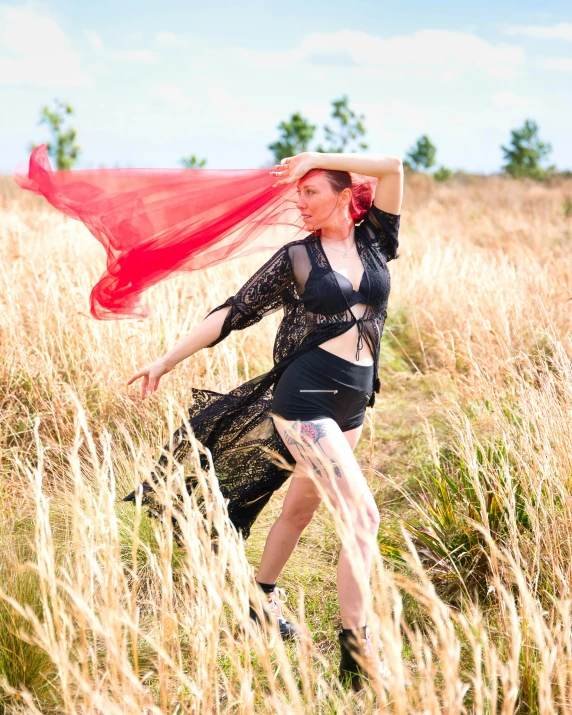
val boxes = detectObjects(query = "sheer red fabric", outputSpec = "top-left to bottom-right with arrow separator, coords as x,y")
14,144 -> 376,320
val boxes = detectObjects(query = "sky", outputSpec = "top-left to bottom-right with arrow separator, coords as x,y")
1,0 -> 571,174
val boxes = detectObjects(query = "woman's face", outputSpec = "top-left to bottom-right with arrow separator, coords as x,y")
295,171 -> 344,231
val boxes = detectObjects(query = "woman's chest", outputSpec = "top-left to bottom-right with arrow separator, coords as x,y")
294,235 -> 390,316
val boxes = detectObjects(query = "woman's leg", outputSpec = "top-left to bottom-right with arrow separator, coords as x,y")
255,462 -> 321,583
264,416 -> 379,630
255,422 -> 364,584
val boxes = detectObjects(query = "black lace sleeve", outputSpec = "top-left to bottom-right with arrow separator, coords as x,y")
202,245 -> 293,348
360,202 -> 400,261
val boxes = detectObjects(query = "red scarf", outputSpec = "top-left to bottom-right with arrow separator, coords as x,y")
15,144 -> 374,320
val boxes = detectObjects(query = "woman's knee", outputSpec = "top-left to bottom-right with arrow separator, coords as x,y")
279,463 -> 322,531
348,492 -> 380,539
280,501 -> 319,531
366,502 -> 381,533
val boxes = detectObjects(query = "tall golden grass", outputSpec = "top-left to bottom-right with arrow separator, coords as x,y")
1,171 -> 572,713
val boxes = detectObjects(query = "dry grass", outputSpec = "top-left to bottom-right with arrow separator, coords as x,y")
1,171 -> 572,713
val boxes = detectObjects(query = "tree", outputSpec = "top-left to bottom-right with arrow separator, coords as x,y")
180,155 -> 207,168
315,95 -> 368,154
268,112 -> 317,163
30,99 -> 81,170
268,97 -> 369,164
433,166 -> 452,182
501,119 -> 554,180
404,135 -> 436,172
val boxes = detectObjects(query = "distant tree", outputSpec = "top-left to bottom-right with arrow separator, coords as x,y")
433,165 -> 452,182
268,97 -> 369,164
501,119 -> 555,180
180,155 -> 207,168
404,135 -> 436,172
30,99 -> 81,170
268,112 -> 317,163
315,95 -> 368,154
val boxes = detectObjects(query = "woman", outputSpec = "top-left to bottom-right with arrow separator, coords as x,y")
125,151 -> 403,689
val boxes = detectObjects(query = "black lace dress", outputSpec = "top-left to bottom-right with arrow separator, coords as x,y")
124,203 -> 400,540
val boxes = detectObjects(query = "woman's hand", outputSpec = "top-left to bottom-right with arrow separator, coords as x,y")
270,152 -> 317,187
126,358 -> 172,400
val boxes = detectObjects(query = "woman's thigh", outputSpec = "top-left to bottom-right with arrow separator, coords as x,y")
278,420 -> 365,524
271,414 -> 375,526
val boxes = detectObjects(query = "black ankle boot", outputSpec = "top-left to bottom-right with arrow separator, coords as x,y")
338,630 -> 365,691
338,626 -> 391,691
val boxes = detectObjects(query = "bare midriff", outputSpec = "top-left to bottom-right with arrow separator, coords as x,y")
316,302 -> 374,366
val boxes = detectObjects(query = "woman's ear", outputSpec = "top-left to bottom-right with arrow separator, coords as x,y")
341,187 -> 353,208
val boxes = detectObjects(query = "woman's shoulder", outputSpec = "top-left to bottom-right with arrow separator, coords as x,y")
282,233 -> 317,259
284,232 -> 316,248
355,202 -> 400,261
357,202 -> 400,230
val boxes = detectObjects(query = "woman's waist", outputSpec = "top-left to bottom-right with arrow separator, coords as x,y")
325,315 -> 376,364
298,321 -> 378,364
315,336 -> 374,366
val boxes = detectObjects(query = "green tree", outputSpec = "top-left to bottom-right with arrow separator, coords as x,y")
180,155 -> 207,168
404,135 -> 436,172
315,95 -> 368,154
30,99 -> 81,170
268,112 -> 317,163
501,119 -> 554,180
433,165 -> 452,182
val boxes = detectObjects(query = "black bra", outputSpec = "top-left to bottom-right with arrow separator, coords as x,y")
300,267 -> 370,314
331,270 -> 368,307
298,234 -> 391,320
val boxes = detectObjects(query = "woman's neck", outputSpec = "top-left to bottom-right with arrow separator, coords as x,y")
320,223 -> 355,246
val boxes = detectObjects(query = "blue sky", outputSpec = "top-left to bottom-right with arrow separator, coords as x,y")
1,0 -> 571,173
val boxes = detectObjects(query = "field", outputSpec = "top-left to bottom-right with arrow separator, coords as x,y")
1,171 -> 572,713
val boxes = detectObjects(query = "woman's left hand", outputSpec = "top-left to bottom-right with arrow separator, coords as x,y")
270,152 -> 317,187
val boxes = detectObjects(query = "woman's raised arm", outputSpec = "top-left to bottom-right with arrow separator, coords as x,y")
271,151 -> 404,215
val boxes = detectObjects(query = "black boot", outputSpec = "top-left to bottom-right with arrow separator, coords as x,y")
338,626 -> 391,691
249,586 -> 301,642
338,630 -> 365,691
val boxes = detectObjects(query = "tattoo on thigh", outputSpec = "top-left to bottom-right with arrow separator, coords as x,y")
283,420 -> 342,479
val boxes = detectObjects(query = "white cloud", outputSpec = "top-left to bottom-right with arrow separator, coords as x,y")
85,30 -> 104,51
113,49 -> 156,64
236,29 -> 526,81
152,85 -> 184,102
536,57 -> 572,71
124,31 -> 143,43
82,29 -> 158,64
154,31 -> 195,49
491,89 -> 535,109
155,31 -> 177,47
505,23 -> 572,41
151,85 -> 192,104
205,85 -> 279,125
0,2 -> 93,87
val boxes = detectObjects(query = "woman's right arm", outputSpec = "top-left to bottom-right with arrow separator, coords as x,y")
127,244 -> 292,400
163,306 -> 231,370
126,306 -> 230,400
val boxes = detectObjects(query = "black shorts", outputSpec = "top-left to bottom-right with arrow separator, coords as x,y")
271,345 -> 375,432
